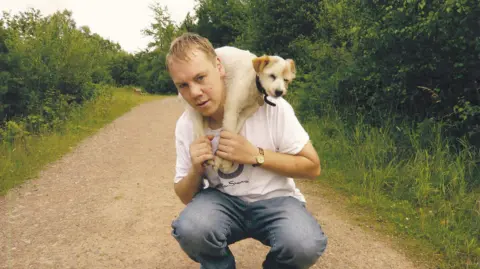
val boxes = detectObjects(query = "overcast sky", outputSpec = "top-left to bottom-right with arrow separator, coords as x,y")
2,0 -> 196,53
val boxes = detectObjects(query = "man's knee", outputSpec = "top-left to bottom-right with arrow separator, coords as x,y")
171,189 -> 234,256
172,211 -> 230,254
276,228 -> 328,267
294,233 -> 328,267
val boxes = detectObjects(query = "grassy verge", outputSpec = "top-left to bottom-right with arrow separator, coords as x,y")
303,108 -> 480,269
0,86 -> 165,195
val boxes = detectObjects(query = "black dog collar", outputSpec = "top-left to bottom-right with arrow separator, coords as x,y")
255,76 -> 276,107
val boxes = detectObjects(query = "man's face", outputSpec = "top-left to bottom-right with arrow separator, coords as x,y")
168,49 -> 226,118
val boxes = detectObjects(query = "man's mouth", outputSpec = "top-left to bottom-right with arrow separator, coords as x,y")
197,100 -> 209,107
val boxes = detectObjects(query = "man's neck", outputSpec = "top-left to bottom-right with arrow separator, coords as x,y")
208,112 -> 223,129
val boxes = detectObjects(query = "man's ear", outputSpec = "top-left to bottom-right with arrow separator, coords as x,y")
252,55 -> 271,73
216,56 -> 225,77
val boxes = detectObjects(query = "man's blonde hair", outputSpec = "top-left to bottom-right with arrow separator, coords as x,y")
165,32 -> 217,72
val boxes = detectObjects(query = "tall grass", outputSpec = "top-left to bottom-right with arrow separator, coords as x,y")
304,106 -> 480,269
0,86 -> 164,195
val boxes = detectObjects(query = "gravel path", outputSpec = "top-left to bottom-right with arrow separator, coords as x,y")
0,97 -> 429,269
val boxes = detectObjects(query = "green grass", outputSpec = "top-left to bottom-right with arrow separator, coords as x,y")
304,108 -> 480,269
0,86 -> 165,195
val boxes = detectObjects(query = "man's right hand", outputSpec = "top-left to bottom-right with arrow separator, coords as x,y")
189,135 -> 215,175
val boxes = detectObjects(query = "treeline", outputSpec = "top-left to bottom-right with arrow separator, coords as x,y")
0,8 -> 175,140
2,1 -> 478,146
166,0 -> 480,148
10,1 -> 478,147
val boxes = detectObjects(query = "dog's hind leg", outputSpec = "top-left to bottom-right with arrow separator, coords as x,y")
189,108 -> 214,167
190,108 -> 205,138
213,96 -> 241,173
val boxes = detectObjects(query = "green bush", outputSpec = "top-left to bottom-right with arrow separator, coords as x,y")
0,9 -> 122,134
299,0 -> 480,147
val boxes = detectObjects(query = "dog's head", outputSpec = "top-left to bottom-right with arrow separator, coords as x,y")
252,55 -> 296,98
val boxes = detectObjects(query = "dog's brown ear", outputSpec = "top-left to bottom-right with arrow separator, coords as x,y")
286,59 -> 296,74
252,55 -> 270,72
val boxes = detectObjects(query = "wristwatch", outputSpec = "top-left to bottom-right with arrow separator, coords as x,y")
252,147 -> 265,167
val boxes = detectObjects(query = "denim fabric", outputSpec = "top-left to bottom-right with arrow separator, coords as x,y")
171,188 -> 328,269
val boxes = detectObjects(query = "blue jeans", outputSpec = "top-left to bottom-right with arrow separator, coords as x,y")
171,188 -> 328,269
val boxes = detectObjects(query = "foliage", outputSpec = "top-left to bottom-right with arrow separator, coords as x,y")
193,0 -> 248,48
130,3 -> 189,94
0,9 -> 120,133
299,0 -> 480,148
305,111 -> 480,268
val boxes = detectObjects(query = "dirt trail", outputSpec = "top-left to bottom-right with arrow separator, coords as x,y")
0,97 -> 429,269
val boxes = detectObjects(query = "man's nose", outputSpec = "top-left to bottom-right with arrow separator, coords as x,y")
190,84 -> 203,97
275,89 -> 283,97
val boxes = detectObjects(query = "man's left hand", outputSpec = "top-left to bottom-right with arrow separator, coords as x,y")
216,130 -> 258,165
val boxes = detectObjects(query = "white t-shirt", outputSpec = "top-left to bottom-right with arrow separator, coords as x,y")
174,97 -> 310,203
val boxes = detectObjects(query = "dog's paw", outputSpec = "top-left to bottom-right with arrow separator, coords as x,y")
212,155 -> 223,172
205,159 -> 214,167
219,159 -> 236,174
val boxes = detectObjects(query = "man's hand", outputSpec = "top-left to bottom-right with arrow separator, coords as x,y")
174,134 -> 214,205
189,135 -> 215,175
216,130 -> 258,165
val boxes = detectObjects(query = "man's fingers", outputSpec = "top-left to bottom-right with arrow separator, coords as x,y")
218,137 -> 235,148
215,150 -> 229,160
192,144 -> 211,153
192,147 -> 212,158
217,144 -> 231,153
197,153 -> 214,165
192,140 -> 213,151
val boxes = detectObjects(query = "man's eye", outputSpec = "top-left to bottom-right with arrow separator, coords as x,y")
270,74 -> 276,80
197,76 -> 205,81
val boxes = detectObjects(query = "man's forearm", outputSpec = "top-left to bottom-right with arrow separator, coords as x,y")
174,167 -> 204,204
260,145 -> 321,179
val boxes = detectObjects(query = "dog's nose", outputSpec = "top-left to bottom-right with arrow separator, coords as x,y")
275,90 -> 283,97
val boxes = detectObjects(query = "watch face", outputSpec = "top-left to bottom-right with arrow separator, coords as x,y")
257,156 -> 265,163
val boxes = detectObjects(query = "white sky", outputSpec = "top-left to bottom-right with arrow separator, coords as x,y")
1,0 -> 196,53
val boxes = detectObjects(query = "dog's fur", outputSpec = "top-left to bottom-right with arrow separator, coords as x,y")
182,46 -> 296,172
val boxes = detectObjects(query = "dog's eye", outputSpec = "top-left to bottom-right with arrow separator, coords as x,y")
270,74 -> 276,80
284,79 -> 289,83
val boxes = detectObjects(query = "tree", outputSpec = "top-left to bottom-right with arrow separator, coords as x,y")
142,3 -> 177,52
193,0 -> 248,47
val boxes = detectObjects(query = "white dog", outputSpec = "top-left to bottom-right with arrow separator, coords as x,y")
184,46 -> 297,173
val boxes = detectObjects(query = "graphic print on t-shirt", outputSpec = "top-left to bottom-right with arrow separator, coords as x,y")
217,161 -> 244,179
